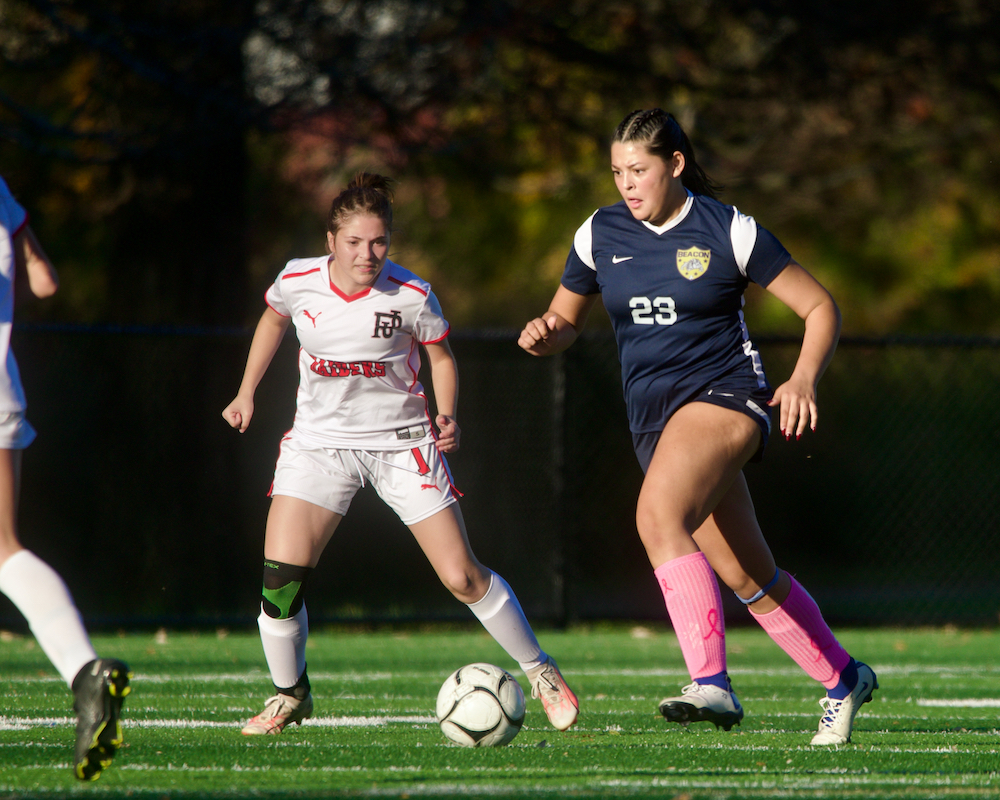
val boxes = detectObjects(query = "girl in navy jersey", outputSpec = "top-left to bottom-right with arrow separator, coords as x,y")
224,172 -> 577,735
519,110 -> 876,745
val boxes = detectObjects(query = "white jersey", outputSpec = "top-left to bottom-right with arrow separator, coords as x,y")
265,256 -> 450,449
0,176 -> 28,413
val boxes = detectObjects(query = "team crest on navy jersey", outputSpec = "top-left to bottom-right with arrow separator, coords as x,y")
676,248 -> 710,280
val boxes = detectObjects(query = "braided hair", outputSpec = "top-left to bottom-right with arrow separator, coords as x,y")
613,109 -> 722,199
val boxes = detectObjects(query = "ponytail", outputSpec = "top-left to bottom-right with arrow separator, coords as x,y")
613,109 -> 722,199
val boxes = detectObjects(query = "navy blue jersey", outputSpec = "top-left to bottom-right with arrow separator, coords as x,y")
561,193 -> 790,435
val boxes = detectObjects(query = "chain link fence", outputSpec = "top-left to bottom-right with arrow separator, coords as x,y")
2,326 -> 997,629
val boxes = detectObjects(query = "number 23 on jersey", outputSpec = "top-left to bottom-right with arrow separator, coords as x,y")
630,296 -> 677,326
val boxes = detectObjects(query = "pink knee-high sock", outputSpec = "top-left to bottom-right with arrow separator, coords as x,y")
653,552 -> 727,680
749,574 -> 850,689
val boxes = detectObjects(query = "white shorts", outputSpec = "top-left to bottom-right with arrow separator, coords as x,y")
270,433 -> 461,525
0,412 -> 36,450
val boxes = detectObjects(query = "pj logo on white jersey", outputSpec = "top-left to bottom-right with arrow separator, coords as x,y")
373,310 -> 403,338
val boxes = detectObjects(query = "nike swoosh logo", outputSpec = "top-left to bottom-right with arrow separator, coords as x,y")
611,255 -> 633,263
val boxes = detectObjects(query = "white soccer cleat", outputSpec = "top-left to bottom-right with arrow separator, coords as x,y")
659,682 -> 744,731
526,657 -> 579,731
241,693 -> 314,735
810,662 -> 878,746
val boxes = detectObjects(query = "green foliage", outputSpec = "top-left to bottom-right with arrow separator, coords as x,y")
1,627 -> 1000,798
1,1 -> 998,331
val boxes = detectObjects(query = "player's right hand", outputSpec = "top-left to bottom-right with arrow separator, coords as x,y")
222,397 -> 254,433
517,314 -> 559,356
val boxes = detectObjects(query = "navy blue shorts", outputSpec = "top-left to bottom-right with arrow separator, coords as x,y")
631,385 -> 773,474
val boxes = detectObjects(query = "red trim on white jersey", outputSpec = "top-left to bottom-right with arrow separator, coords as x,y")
262,257 -> 449,449
267,429 -> 296,498
421,325 -> 451,346
423,418 -> 465,499
328,281 -> 373,302
388,275 -> 428,296
265,297 -> 291,317
405,338 -> 421,393
282,267 -> 321,281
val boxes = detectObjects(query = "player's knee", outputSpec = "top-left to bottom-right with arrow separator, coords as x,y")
634,500 -> 661,542
441,566 -> 489,604
729,568 -> 782,605
726,572 -> 760,600
260,560 -> 313,619
635,504 -> 688,549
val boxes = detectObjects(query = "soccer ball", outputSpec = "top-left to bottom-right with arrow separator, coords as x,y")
436,662 -> 526,747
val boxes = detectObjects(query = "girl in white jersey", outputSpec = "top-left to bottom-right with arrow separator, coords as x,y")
224,172 -> 578,735
0,175 -> 131,781
519,110 -> 876,746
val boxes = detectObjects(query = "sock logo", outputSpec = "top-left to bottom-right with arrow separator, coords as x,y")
703,608 -> 724,640
808,638 -> 837,683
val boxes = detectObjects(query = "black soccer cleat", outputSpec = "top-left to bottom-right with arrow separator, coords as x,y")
72,658 -> 133,781
658,682 -> 744,731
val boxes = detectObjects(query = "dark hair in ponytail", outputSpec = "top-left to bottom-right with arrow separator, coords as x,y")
327,172 -> 394,235
613,109 -> 722,199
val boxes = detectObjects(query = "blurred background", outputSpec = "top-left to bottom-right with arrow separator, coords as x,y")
1,0 -> 997,629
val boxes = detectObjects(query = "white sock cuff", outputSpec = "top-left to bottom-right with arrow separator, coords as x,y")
0,549 -> 96,686
257,603 -> 309,637
0,548 -> 35,589
0,549 -> 74,618
466,571 -> 510,621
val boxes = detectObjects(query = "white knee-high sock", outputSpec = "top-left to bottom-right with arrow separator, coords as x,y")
0,549 -> 97,687
466,571 -> 545,671
257,603 -> 308,690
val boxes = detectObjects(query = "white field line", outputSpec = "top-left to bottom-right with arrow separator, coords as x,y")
0,714 -> 436,732
2,713 -> 998,746
4,766 -> 1000,793
917,698 -> 1000,707
5,663 -> 1000,685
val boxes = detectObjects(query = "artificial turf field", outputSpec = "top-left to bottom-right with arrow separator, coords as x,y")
1,625 -> 999,799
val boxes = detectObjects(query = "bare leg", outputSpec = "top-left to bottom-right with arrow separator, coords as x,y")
636,403 -> 760,566
407,503 -> 490,603
639,403 -> 758,681
693,472 -> 791,614
0,448 -> 23,563
264,494 -> 343,568
409,504 -> 541,665
410,504 -> 579,730
249,494 -> 341,718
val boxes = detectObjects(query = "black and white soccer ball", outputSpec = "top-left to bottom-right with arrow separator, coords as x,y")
436,662 -> 526,747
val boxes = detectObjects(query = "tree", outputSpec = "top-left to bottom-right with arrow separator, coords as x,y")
244,0 -> 1000,333
2,0 -> 998,332
1,0 -> 255,325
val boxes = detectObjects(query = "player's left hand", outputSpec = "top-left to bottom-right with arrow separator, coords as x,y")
435,415 -> 460,452
768,377 -> 819,441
